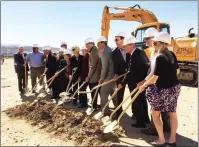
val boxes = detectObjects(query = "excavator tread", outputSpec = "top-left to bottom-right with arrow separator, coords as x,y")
178,64 -> 198,87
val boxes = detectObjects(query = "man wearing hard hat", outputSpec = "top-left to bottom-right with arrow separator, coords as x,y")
139,28 -> 171,136
14,45 -> 29,94
118,36 -> 150,128
85,38 -> 101,110
42,45 -> 59,99
112,32 -> 131,118
96,36 -> 116,115
26,44 -> 45,93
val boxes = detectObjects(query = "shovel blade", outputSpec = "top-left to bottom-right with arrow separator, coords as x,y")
103,120 -> 119,133
94,111 -> 102,120
37,93 -> 46,99
102,120 -> 112,127
101,115 -> 110,124
59,92 -> 70,98
86,107 -> 94,115
57,99 -> 64,106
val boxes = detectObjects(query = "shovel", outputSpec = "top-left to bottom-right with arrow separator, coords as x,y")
58,81 -> 87,106
32,68 -> 48,93
59,77 -> 80,98
37,64 -> 71,95
85,87 -> 100,115
79,72 -> 129,94
57,67 -> 78,106
101,87 -> 138,127
24,61 -> 29,94
103,90 -> 140,133
94,87 -> 121,120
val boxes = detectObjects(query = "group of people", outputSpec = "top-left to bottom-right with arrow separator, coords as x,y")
14,28 -> 181,147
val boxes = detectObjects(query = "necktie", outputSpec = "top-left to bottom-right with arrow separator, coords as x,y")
120,49 -> 126,61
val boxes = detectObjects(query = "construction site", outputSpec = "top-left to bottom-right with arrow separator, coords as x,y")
1,2 -> 198,147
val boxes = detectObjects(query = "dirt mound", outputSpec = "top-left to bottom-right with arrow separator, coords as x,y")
3,100 -> 126,146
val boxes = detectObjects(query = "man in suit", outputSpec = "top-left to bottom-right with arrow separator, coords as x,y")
85,38 -> 101,111
14,45 -> 29,94
70,46 -> 84,105
112,32 -> 131,118
97,36 -> 117,115
43,45 -> 58,99
79,46 -> 89,108
118,36 -> 150,128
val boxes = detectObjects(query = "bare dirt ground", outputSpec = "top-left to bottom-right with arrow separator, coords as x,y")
1,58 -> 198,146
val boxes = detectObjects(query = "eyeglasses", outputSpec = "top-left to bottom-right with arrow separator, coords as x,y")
72,49 -> 76,51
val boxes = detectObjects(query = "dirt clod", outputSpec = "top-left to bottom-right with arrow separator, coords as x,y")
4,100 -> 126,146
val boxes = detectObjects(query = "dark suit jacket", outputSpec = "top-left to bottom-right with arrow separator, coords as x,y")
14,52 -> 29,74
112,47 -> 130,83
80,53 -> 89,80
122,48 -> 149,88
45,53 -> 58,77
69,54 -> 84,80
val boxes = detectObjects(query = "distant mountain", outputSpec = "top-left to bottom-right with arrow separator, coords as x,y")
1,44 -> 59,56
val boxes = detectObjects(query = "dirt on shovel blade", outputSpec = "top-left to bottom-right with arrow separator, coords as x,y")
3,100 -> 126,146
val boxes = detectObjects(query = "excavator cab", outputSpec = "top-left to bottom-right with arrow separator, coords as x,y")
133,22 -> 170,59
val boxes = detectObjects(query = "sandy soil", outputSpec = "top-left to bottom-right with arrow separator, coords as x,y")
1,58 -> 198,146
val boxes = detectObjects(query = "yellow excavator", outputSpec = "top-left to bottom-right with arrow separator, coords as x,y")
101,4 -> 198,87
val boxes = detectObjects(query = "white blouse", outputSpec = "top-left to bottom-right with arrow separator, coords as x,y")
145,51 -> 158,80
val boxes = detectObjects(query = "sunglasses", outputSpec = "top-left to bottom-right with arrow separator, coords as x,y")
114,39 -> 121,42
72,49 -> 76,51
153,42 -> 159,46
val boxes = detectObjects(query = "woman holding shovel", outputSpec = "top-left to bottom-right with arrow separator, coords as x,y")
138,32 -> 181,147
55,49 -> 72,98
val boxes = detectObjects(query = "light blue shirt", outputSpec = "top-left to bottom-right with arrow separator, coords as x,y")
26,52 -> 44,68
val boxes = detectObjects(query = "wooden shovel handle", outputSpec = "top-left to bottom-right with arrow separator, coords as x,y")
92,72 -> 129,91
117,91 -> 140,123
109,87 -> 138,119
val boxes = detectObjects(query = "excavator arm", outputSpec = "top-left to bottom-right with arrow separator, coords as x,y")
101,5 -> 159,39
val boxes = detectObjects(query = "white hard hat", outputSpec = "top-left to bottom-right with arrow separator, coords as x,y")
85,38 -> 94,44
96,36 -> 107,43
33,44 -> 39,48
144,27 -> 159,38
63,49 -> 72,55
123,36 -> 137,45
61,42 -> 67,46
42,45 -> 51,51
18,45 -> 24,49
152,32 -> 171,44
115,32 -> 126,38
58,48 -> 65,52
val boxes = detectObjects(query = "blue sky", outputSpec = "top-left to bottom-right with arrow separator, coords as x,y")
1,1 -> 198,48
